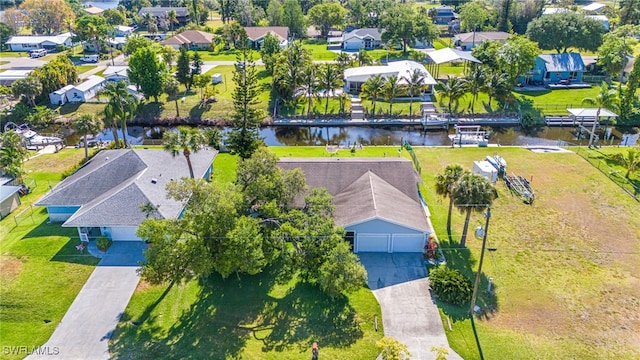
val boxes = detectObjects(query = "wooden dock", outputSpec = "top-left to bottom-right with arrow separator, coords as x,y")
545,116 -> 598,127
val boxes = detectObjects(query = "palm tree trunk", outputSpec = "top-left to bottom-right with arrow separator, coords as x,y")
175,99 -> 180,117
111,125 -> 120,148
460,208 -> 472,247
447,196 -> 454,240
121,118 -> 129,148
409,95 -> 413,117
325,94 -> 329,115
184,153 -> 195,178
83,134 -> 89,160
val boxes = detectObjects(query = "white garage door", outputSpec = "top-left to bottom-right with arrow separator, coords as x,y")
392,234 -> 426,253
356,234 -> 390,253
109,227 -> 141,241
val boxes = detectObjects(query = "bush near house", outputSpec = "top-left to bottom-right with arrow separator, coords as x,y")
428,265 -> 472,306
97,236 -> 112,251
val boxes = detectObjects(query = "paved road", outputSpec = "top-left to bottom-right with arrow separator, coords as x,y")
27,242 -> 146,360
359,253 -> 463,360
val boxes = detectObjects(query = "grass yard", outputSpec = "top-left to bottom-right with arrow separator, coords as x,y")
301,41 -> 338,61
0,51 -> 29,57
412,147 -> 640,359
76,65 -> 97,74
513,88 -> 599,115
0,148 -> 100,360
195,49 -> 261,62
108,150 -> 385,359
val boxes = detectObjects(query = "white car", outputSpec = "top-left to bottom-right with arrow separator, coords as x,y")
80,55 -> 99,63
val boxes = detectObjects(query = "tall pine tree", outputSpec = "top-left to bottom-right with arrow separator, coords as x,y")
176,47 -> 191,90
227,46 -> 262,159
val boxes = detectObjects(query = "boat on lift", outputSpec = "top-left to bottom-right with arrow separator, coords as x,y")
3,122 -> 63,148
448,125 -> 490,146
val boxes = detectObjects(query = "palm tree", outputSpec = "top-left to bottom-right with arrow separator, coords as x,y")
452,172 -> 497,247
482,71 -> 510,110
383,76 -> 403,115
100,81 -> 135,148
357,48 -> 372,66
582,82 -> 619,148
301,64 -> 318,117
360,75 -> 386,116
0,131 -> 29,181
435,164 -> 464,240
164,79 -> 180,117
162,126 -> 206,179
610,149 -> 639,179
465,66 -> 485,112
402,69 -> 425,117
144,12 -> 157,34
318,63 -> 343,115
102,103 -> 120,148
167,9 -> 178,35
336,52 -> 353,70
435,76 -> 467,120
73,113 -> 103,160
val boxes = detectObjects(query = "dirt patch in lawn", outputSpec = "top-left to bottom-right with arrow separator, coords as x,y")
135,280 -> 153,293
0,256 -> 23,283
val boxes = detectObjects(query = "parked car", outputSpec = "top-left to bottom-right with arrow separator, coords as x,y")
79,55 -> 99,63
29,49 -> 47,58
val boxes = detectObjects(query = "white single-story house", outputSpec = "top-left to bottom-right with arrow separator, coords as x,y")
107,37 -> 128,49
35,149 -> 217,241
0,70 -> 32,86
587,15 -> 610,31
278,158 -> 431,253
115,25 -> 135,37
66,75 -> 106,103
244,26 -> 289,49
49,84 -> 75,106
103,66 -> 129,82
0,184 -> 22,219
5,32 -> 73,52
344,60 -> 437,94
542,7 -> 571,15
582,2 -> 605,13
331,28 -> 382,51
453,31 -> 511,51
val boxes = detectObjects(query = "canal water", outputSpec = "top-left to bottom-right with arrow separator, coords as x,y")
66,125 -> 616,148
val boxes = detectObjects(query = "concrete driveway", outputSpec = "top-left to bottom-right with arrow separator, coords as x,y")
27,242 -> 146,360
358,253 -> 462,360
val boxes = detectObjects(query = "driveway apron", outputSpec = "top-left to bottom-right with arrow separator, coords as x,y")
358,253 -> 463,360
27,242 -> 146,360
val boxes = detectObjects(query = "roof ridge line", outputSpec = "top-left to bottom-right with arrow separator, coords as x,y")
369,170 -> 377,211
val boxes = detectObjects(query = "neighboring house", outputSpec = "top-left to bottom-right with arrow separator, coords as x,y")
115,25 -> 135,37
278,158 -> 430,253
66,75 -> 106,103
432,6 -> 458,25
138,7 -> 190,27
160,30 -> 215,50
344,60 -> 437,94
542,7 -> 571,15
582,2 -> 606,13
244,26 -> 289,49
0,70 -> 32,86
587,15 -> 610,31
0,182 -> 22,219
49,84 -> 74,106
84,5 -> 104,15
103,66 -> 129,82
107,37 -> 127,50
35,149 -> 217,241
337,28 -> 382,51
453,31 -> 510,50
529,53 -> 586,84
622,56 -> 635,84
5,32 -> 73,52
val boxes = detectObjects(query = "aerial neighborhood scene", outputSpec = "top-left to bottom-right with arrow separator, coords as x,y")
1,0 -> 640,358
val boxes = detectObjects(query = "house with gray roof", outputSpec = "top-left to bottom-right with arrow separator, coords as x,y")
278,158 -> 430,253
35,149 -> 217,241
529,53 -> 586,84
336,28 -> 382,51
138,7 -> 190,27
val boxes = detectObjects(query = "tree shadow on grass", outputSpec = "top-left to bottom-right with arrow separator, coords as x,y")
57,102 -> 82,115
50,238 -> 100,265
137,102 -> 163,121
189,103 -> 211,119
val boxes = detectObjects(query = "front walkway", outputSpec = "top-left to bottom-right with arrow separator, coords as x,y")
359,253 -> 463,360
27,242 -> 146,360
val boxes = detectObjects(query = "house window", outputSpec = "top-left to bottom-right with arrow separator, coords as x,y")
544,72 -> 550,80
569,71 -> 578,80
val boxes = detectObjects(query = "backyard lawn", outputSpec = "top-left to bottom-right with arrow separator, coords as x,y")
301,41 -> 338,61
0,149 -> 100,360
414,146 -> 640,359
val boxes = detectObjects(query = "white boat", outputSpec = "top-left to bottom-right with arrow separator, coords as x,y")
4,122 -> 63,147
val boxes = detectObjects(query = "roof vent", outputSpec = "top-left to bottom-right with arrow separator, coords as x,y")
151,178 -> 158,184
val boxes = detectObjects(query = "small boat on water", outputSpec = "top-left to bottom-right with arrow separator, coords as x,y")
4,122 -> 64,149
448,125 -> 490,146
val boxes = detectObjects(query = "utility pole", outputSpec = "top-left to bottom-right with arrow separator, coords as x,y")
469,206 -> 491,360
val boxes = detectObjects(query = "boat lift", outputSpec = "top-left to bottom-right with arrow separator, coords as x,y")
448,125 -> 490,147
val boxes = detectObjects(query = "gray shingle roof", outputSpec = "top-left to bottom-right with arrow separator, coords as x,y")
333,171 -> 429,231
138,7 -> 189,17
539,53 -> 585,72
278,158 -> 426,231
36,149 -> 217,227
343,28 -> 382,41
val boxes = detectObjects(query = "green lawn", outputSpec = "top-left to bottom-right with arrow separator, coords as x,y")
301,41 -> 338,60
0,51 -> 29,57
513,87 -> 600,115
194,49 -> 261,61
0,149 -> 101,360
109,150 -> 385,359
412,146 -> 640,359
76,65 -> 97,74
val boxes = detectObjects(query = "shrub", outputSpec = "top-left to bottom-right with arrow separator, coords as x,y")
428,265 -> 472,306
97,236 -> 112,251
